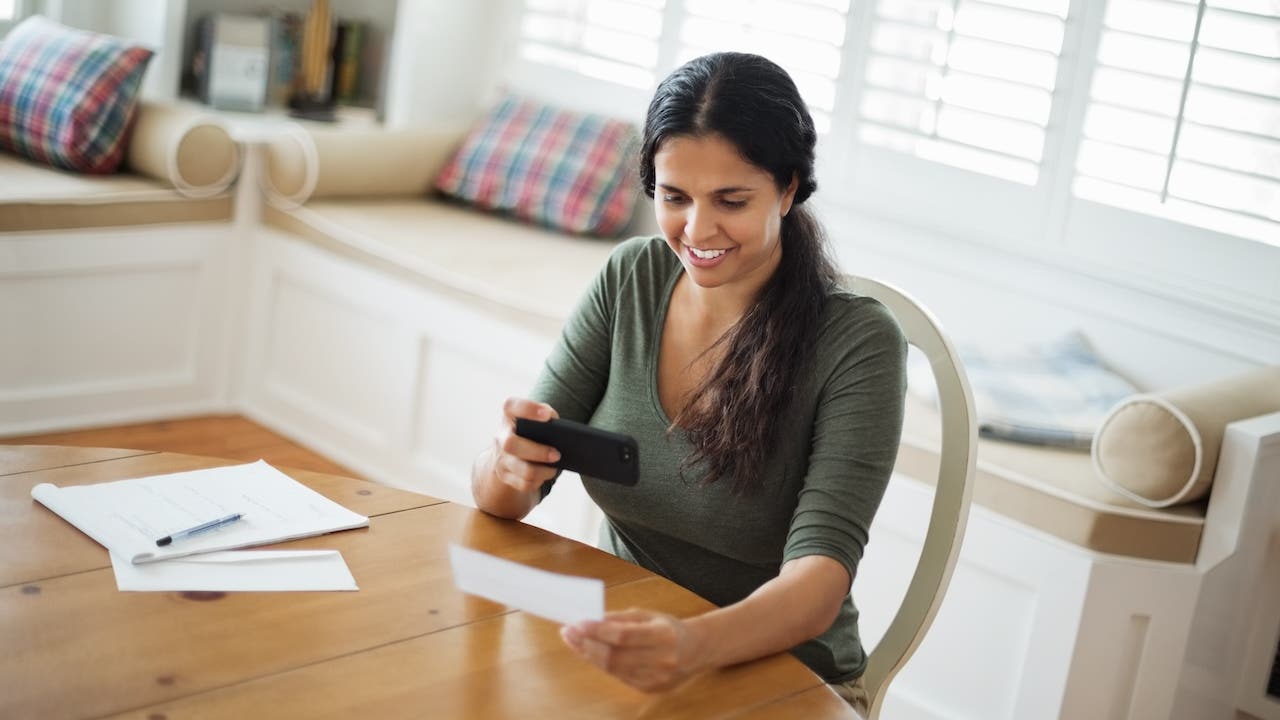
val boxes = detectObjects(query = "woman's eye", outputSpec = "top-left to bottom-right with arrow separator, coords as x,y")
721,198 -> 747,209
662,195 -> 687,205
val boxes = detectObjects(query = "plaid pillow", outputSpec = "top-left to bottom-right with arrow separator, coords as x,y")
0,16 -> 154,174
436,94 -> 638,236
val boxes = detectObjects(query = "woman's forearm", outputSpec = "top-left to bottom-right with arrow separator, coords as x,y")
684,555 -> 850,673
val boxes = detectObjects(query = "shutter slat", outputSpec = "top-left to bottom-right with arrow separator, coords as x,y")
1169,160 -> 1280,219
1185,85 -> 1280,138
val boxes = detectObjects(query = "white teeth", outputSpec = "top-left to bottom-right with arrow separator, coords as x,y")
689,246 -> 726,259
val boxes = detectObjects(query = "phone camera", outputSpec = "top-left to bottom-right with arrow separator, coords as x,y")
619,446 -> 634,463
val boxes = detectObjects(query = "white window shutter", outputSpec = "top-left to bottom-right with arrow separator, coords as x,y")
674,0 -> 851,132
517,0 -> 667,89
1073,0 -> 1280,245
856,0 -> 1070,185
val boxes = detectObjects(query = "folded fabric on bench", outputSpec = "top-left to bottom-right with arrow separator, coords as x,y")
908,332 -> 1137,449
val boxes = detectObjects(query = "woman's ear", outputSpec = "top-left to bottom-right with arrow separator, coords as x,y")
780,174 -> 799,218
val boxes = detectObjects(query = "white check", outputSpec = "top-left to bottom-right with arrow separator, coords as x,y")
448,544 -> 604,625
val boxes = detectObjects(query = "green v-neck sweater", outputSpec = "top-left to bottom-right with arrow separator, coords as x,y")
532,236 -> 906,682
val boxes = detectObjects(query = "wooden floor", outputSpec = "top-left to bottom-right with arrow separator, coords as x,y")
0,415 -> 359,478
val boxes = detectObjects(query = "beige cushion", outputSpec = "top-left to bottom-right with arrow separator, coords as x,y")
264,198 -> 619,333
0,153 -> 233,231
1092,366 -> 1280,508
0,151 -> 174,202
123,102 -> 240,197
262,126 -> 467,207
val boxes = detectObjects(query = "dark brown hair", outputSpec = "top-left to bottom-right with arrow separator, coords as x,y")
639,52 -> 839,494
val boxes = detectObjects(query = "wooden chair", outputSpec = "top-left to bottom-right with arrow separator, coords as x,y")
844,275 -> 978,719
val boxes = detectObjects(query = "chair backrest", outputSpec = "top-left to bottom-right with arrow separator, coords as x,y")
843,275 -> 978,719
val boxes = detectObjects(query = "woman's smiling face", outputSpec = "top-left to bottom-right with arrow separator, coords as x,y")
654,133 -> 797,293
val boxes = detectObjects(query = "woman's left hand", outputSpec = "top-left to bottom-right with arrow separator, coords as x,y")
560,609 -> 703,692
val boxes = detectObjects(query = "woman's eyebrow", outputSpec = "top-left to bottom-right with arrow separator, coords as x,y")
657,183 -> 758,194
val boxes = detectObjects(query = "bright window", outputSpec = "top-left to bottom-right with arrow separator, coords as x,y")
1073,0 -> 1280,246
675,0 -> 850,132
517,0 -> 667,89
857,0 -> 1069,184
0,0 -> 17,22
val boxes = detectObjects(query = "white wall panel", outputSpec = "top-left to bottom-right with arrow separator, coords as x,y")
2,266 -> 199,392
412,338 -> 536,497
0,224 -> 233,434
263,275 -> 414,446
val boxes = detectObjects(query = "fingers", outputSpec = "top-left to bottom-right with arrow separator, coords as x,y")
561,626 -> 681,691
492,448 -> 558,493
560,612 -> 689,692
498,427 -> 560,465
592,616 -> 678,647
498,396 -> 561,463
502,397 -> 558,422
492,397 -> 561,492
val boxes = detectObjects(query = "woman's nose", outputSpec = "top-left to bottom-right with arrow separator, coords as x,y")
685,204 -> 716,242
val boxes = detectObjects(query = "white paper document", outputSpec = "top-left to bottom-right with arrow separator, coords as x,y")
31,460 -> 369,564
111,549 -> 358,592
448,544 -> 604,626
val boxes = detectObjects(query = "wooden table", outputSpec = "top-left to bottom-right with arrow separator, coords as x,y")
1,446 -> 854,719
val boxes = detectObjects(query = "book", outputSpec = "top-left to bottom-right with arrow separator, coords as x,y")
332,19 -> 366,105
268,11 -> 303,107
31,460 -> 369,564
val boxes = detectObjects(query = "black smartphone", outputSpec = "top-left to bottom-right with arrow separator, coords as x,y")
514,418 -> 639,486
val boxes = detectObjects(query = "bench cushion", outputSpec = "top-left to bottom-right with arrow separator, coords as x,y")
0,153 -> 233,231
264,198 -> 619,334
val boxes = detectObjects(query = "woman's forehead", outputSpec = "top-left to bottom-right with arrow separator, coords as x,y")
654,134 -> 771,187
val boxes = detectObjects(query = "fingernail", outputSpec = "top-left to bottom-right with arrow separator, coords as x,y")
548,450 -> 561,462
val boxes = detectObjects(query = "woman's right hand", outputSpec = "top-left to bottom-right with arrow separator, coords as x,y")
489,397 -> 563,494
473,397 -> 562,518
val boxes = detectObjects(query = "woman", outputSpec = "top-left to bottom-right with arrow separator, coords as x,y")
470,52 -> 906,708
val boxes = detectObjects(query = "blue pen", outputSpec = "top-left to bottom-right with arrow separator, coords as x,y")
155,512 -> 244,547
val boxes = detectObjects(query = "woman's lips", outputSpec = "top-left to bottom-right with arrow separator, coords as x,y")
685,244 -> 732,268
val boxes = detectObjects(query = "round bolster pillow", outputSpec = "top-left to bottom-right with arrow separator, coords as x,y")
124,102 -> 240,197
1092,366 -> 1280,507
262,125 -> 467,208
